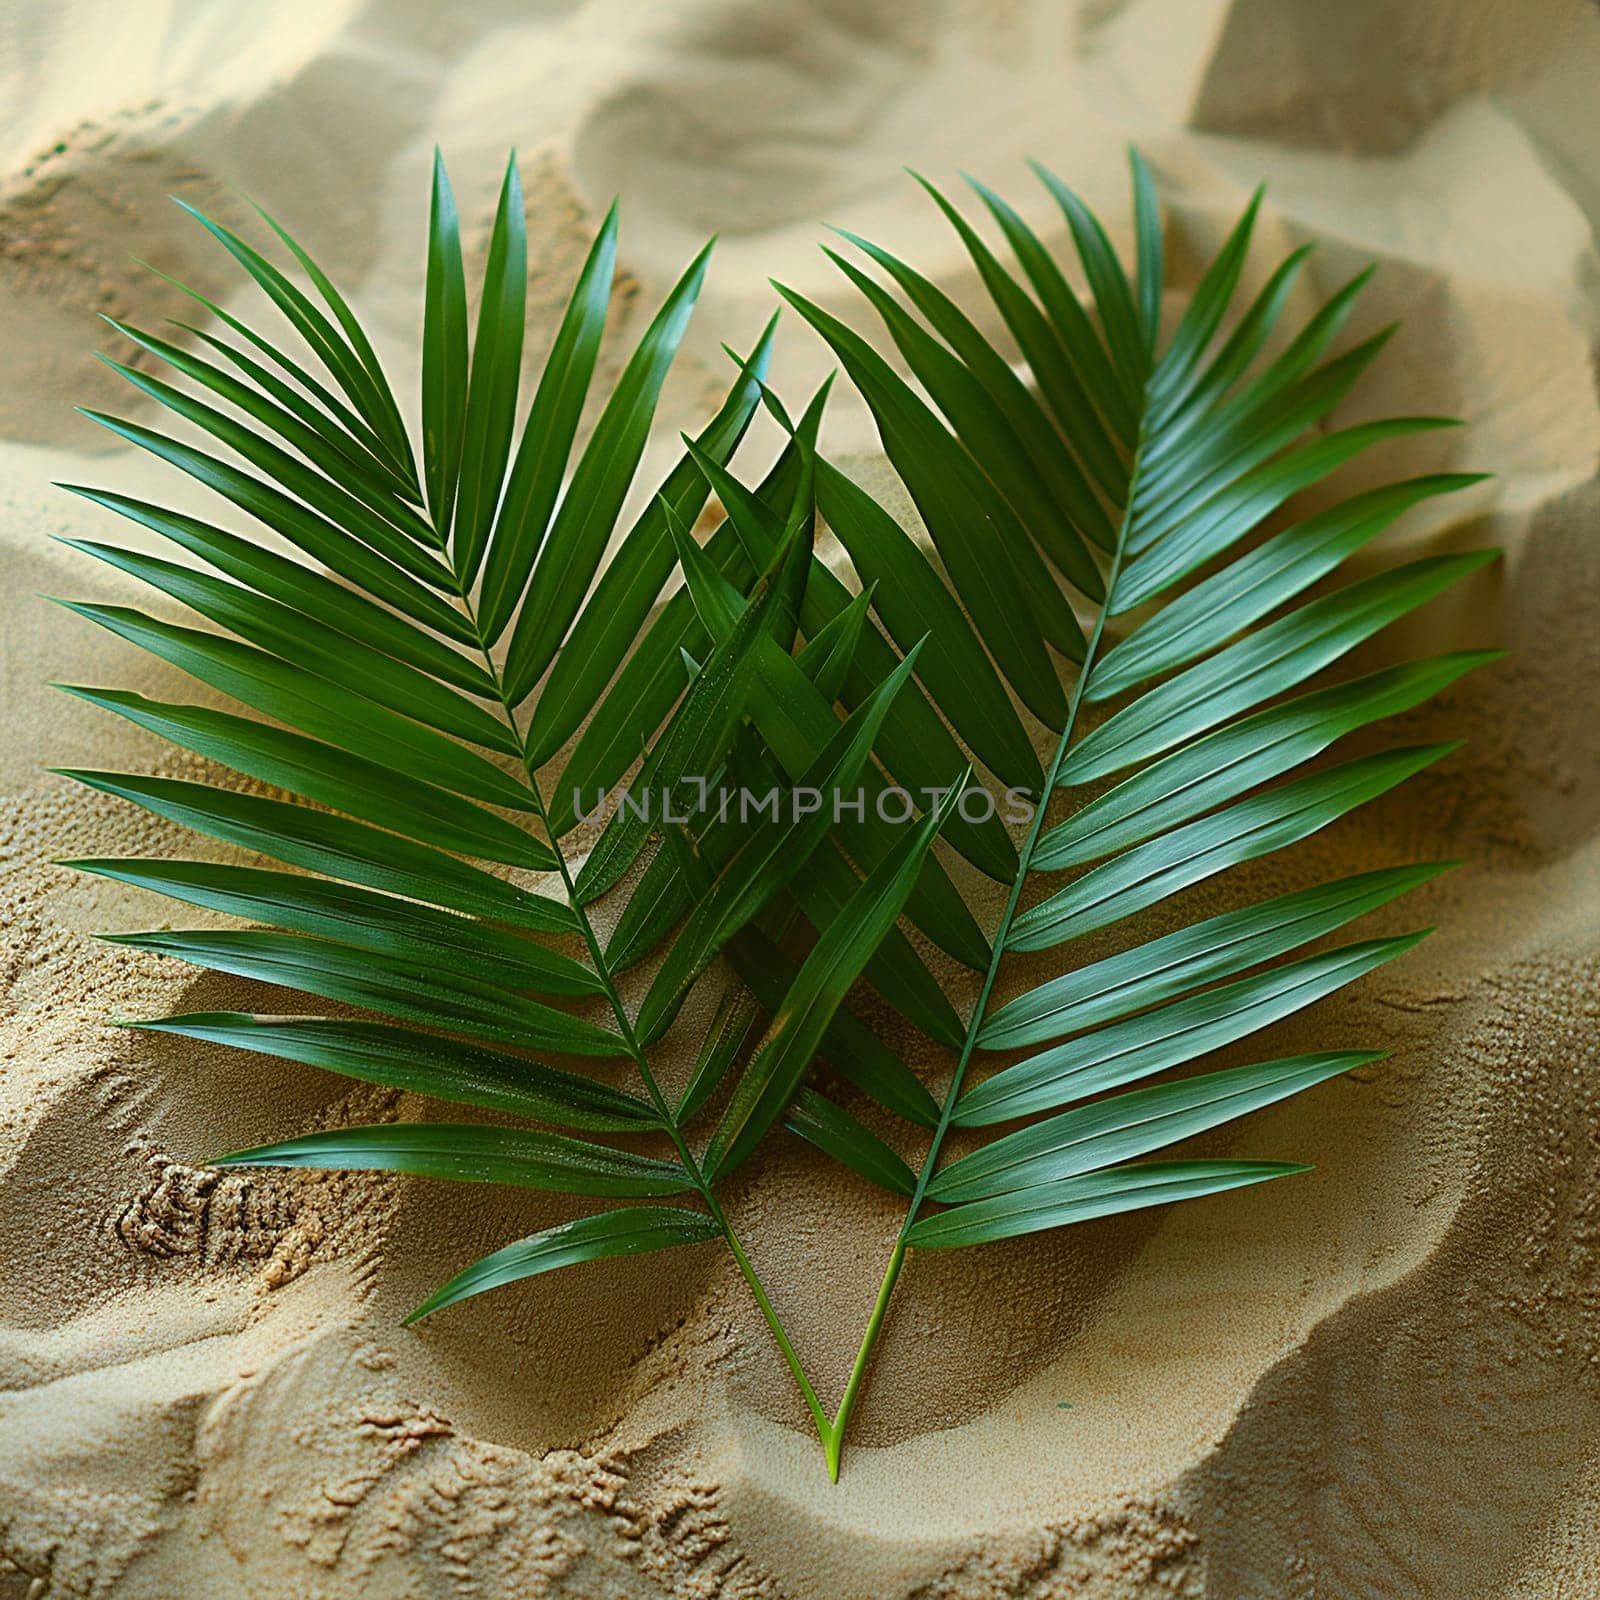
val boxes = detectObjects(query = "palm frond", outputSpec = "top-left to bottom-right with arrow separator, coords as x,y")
56,154 -> 959,1388
776,151 -> 1494,1458
54,146 -> 1495,1483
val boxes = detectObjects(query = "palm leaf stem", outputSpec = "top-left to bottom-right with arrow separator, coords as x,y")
819,425 -> 1143,1480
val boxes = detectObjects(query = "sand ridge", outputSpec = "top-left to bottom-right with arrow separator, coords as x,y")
2,1 -> 1599,1596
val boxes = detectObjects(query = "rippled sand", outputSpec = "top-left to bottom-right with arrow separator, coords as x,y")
2,2 -> 1598,1595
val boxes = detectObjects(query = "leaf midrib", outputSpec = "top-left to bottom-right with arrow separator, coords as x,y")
908,436 -> 1144,1216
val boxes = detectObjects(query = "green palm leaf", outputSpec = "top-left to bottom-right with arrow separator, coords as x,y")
777,150 -> 1496,1471
128,1013 -> 652,1130
477,202 -> 618,640
928,1052 -> 1376,1205
51,146 -> 1495,1484
406,1207 -> 721,1324
906,1160 -> 1312,1250
172,196 -> 417,485
215,1123 -> 694,1197
705,778 -> 967,1179
54,489 -> 498,695
67,859 -> 598,995
55,151 -> 978,1484
784,1087 -> 917,1196
503,240 -> 715,698
452,154 -> 528,582
100,928 -> 627,1056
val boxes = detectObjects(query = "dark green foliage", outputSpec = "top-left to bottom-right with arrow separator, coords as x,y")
55,149 -> 1491,1480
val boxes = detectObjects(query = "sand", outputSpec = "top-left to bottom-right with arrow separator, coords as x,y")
3,1 -> 1599,1595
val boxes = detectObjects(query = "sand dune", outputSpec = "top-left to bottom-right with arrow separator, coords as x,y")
2,1 -> 1598,1595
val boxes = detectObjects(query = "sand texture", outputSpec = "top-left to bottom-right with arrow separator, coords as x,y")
3,1 -> 1599,1595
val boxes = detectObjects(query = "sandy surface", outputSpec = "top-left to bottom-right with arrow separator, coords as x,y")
3,1 -> 1599,1596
